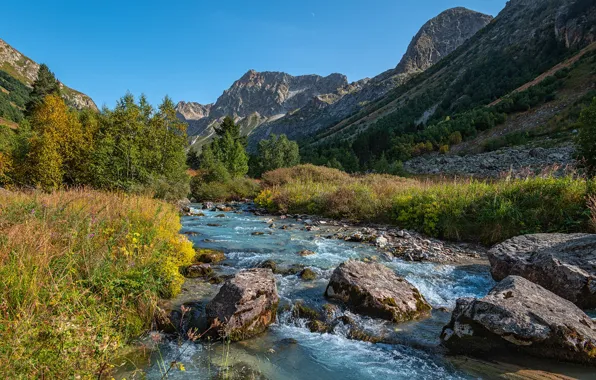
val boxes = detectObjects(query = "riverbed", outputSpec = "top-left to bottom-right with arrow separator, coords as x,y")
114,204 -> 596,379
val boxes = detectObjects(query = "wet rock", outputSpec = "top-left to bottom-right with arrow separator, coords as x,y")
183,231 -> 200,236
206,269 -> 279,341
202,202 -> 214,210
184,263 -> 213,278
375,236 -> 388,248
258,260 -> 277,272
215,214 -> 226,218
307,320 -> 331,333
275,264 -> 305,276
251,231 -> 265,236
212,361 -> 268,380
347,231 -> 365,242
324,260 -> 431,323
195,248 -> 226,264
299,268 -> 317,281
207,223 -> 222,227
297,249 -> 316,257
488,233 -> 596,308
441,276 -> 596,365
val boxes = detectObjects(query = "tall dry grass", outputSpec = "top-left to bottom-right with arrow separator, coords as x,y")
589,195 -> 596,232
256,165 -> 593,245
0,189 -> 195,378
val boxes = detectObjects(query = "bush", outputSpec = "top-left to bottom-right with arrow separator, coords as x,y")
190,176 -> 260,202
0,190 -> 195,377
589,195 -> 596,233
258,165 -> 592,245
576,98 -> 596,175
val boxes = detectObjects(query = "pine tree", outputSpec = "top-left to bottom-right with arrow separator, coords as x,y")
254,134 -> 300,176
26,64 -> 61,115
577,98 -> 596,176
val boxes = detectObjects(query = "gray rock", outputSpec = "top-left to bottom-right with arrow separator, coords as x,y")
324,260 -> 431,323
488,233 -> 596,308
441,276 -> 596,365
206,269 -> 279,341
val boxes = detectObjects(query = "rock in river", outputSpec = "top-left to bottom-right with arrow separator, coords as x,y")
324,260 -> 431,323
488,233 -> 596,308
206,268 -> 279,341
441,276 -> 596,365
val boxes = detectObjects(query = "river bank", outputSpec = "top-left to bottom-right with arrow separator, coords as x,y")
113,202 -> 596,379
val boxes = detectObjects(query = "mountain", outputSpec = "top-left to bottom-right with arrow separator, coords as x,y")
179,7 -> 492,151
298,0 -> 596,171
246,7 -> 493,147
177,71 -> 348,147
0,38 -> 97,112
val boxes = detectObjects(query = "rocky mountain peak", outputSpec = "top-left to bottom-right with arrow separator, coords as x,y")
394,7 -> 493,76
176,101 -> 212,121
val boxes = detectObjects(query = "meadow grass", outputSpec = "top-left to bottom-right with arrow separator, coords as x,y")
0,189 -> 195,378
256,165 -> 594,245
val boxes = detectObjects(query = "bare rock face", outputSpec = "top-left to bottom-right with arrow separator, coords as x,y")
205,268 -> 279,341
488,233 -> 596,308
247,8 -> 492,147
441,276 -> 596,365
394,7 -> 494,76
324,260 -> 431,323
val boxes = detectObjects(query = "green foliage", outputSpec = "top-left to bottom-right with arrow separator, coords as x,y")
576,97 -> 596,175
0,70 -> 31,122
251,134 -> 300,177
25,64 -> 60,115
258,165 -> 592,245
190,175 -> 260,202
200,116 -> 249,179
484,131 -> 530,152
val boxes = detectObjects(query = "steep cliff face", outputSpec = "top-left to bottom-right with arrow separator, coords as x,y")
393,7 -> 494,76
0,38 -> 97,111
177,71 -> 348,145
247,7 -> 492,147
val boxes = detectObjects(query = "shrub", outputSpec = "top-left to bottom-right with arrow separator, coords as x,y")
589,195 -> 596,233
0,190 -> 195,377
259,165 -> 591,245
190,176 -> 260,202
576,98 -> 596,175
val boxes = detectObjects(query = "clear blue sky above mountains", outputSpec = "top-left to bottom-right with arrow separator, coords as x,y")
2,0 -> 506,108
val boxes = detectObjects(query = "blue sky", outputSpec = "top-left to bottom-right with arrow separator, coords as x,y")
2,0 -> 506,108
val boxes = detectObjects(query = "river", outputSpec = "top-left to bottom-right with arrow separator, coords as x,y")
114,204 -> 596,379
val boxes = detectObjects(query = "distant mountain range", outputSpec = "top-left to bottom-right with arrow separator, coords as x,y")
177,7 -> 493,150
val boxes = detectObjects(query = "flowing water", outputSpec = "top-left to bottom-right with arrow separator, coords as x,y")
115,205 -> 596,379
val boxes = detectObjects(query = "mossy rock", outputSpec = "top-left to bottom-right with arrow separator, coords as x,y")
307,320 -> 331,333
184,263 -> 213,278
299,268 -> 317,281
292,302 -> 320,321
195,248 -> 226,264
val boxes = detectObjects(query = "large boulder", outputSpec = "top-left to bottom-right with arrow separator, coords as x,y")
324,260 -> 431,323
488,233 -> 596,308
205,268 -> 279,341
441,276 -> 596,365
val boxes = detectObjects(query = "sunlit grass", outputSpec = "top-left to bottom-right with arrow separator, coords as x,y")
0,189 -> 195,378
257,165 -> 594,245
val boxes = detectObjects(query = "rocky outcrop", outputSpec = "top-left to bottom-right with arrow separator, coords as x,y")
248,8 -> 492,147
205,268 -> 279,341
324,260 -> 431,323
488,233 -> 596,308
441,276 -> 596,365
404,145 -> 575,178
178,71 -> 348,143
393,7 -> 493,77
0,38 -> 97,111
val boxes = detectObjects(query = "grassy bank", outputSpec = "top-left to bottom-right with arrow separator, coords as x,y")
0,190 -> 195,378
256,165 -> 594,245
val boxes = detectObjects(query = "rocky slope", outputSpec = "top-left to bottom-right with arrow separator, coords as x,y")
247,7 -> 492,148
177,71 -> 348,147
0,38 -> 97,111
309,0 -> 596,152
179,7 -> 492,150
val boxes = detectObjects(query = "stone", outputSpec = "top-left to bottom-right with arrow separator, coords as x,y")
251,231 -> 265,236
441,276 -> 596,365
324,260 -> 431,323
299,268 -> 317,281
205,268 -> 279,341
184,263 -> 213,278
487,233 -> 596,308
297,250 -> 316,257
375,236 -> 389,248
195,249 -> 226,264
